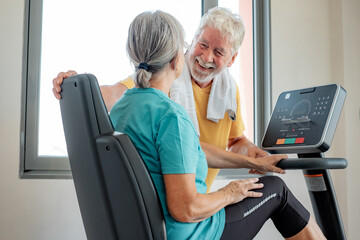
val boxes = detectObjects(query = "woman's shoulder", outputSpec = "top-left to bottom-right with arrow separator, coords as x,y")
160,100 -> 197,133
120,88 -> 191,122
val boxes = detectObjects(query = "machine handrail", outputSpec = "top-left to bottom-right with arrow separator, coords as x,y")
276,158 -> 347,170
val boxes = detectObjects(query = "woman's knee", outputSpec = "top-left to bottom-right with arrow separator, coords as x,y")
258,176 -> 288,196
259,175 -> 285,186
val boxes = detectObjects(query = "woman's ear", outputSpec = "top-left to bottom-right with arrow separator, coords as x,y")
170,56 -> 177,70
170,52 -> 184,78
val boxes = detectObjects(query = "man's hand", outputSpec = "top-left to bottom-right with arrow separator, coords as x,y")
52,70 -> 128,111
248,154 -> 287,175
228,136 -> 268,158
228,136 -> 286,174
52,70 -> 78,99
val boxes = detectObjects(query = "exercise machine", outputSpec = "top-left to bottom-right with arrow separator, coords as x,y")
261,84 -> 347,240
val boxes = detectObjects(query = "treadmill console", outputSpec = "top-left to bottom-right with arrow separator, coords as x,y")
262,84 -> 346,154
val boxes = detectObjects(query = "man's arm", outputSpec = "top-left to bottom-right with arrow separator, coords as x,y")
100,83 -> 128,111
52,70 -> 129,111
200,141 -> 286,174
228,135 -> 268,158
228,136 -> 278,174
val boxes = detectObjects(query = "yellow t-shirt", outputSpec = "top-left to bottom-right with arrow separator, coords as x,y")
121,76 -> 135,89
119,77 -> 245,190
191,80 -> 245,189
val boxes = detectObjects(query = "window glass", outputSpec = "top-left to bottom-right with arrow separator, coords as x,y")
218,0 -> 254,142
23,0 -> 269,179
38,0 -> 201,156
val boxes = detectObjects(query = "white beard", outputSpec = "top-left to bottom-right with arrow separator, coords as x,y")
186,54 -> 221,83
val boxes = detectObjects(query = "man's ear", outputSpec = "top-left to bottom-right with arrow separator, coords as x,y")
227,52 -> 238,67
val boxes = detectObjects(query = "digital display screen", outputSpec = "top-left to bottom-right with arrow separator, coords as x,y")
262,84 -> 338,149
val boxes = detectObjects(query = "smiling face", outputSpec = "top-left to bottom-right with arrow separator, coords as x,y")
186,26 -> 238,84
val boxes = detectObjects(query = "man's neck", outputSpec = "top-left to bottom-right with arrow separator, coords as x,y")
192,77 -> 213,89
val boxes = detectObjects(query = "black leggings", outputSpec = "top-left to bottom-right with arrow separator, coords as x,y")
220,176 -> 310,240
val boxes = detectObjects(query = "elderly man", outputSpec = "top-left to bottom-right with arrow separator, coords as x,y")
53,7 -> 285,191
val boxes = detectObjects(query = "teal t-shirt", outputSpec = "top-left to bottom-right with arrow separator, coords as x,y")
109,88 -> 225,240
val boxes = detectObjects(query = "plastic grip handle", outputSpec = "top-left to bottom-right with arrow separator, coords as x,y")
276,158 -> 347,170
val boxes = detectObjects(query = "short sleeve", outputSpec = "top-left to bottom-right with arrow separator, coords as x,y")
119,76 -> 135,89
156,114 -> 199,174
229,85 -> 245,138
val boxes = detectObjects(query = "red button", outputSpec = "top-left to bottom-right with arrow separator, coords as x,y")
295,137 -> 305,143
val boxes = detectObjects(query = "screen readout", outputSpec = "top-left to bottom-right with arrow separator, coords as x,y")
262,84 -> 337,147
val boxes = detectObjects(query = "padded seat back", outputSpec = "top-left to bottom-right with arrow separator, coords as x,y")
59,74 -> 166,240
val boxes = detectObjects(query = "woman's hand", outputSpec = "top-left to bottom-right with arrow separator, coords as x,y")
163,174 -> 264,223
220,178 -> 264,205
52,70 -> 78,99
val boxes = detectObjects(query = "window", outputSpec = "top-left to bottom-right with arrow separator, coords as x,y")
21,0 -> 271,178
218,0 -> 254,142
217,0 -> 272,178
21,0 -> 201,178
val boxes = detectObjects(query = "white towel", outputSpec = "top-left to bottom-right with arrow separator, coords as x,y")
207,68 -> 237,123
169,63 -> 200,135
170,62 -> 237,136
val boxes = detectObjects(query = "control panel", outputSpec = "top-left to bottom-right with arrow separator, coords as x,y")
262,84 -> 346,154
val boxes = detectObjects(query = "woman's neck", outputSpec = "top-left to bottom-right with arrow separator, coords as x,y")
149,69 -> 176,95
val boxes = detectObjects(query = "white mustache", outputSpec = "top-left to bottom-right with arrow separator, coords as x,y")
195,56 -> 216,69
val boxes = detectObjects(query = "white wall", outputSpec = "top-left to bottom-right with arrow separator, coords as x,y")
270,0 -> 360,239
213,2 -> 333,238
215,1 -> 360,239
0,1 -> 86,239
341,0 -> 360,237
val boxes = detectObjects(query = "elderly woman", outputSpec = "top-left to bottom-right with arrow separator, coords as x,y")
108,10 -> 324,240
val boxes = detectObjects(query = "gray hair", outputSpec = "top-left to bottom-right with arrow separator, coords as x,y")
126,10 -> 185,88
194,7 -> 245,55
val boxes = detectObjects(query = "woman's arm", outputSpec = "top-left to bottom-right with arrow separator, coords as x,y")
200,142 -> 287,174
164,173 -> 264,223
